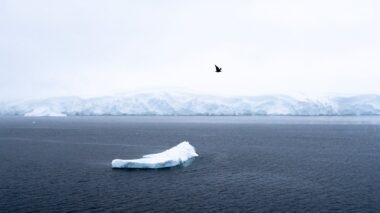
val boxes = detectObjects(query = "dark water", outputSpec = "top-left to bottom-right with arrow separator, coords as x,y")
0,116 -> 379,212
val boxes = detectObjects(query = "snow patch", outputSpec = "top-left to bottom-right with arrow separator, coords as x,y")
24,107 -> 66,117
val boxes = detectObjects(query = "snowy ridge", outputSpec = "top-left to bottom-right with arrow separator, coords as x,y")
1,92 -> 380,116
112,141 -> 198,169
24,107 -> 67,117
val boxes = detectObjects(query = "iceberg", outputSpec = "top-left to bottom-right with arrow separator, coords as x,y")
112,141 -> 198,169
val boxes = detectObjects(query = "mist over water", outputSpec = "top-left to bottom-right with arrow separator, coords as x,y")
0,116 -> 379,212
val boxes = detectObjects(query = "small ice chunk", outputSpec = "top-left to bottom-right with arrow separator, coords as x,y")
112,141 -> 198,169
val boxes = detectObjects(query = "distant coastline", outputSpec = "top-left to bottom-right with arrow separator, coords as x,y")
1,92 -> 380,116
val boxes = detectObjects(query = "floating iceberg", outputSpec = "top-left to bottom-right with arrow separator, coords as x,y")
112,141 -> 198,169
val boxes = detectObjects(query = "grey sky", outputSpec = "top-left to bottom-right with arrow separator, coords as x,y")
1,0 -> 380,100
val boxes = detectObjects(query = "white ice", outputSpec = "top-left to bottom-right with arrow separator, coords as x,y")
2,91 -> 380,116
112,141 -> 198,169
24,107 -> 66,117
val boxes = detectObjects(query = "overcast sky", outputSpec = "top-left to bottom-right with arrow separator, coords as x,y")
1,0 -> 380,100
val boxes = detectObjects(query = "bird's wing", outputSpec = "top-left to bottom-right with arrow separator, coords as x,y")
215,65 -> 219,69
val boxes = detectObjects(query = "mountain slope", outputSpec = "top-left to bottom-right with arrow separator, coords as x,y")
1,92 -> 380,116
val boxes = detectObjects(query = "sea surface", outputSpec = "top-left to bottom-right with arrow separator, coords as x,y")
0,116 -> 379,212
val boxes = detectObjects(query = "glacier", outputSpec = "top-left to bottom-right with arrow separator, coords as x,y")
112,141 -> 198,169
0,92 -> 380,116
24,107 -> 67,117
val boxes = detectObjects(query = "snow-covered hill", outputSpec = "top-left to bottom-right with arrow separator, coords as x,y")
1,92 -> 380,116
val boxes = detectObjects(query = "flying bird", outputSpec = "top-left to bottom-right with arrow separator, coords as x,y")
215,65 -> 222,73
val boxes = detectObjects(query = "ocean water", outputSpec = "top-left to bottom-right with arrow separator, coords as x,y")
0,116 -> 379,212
